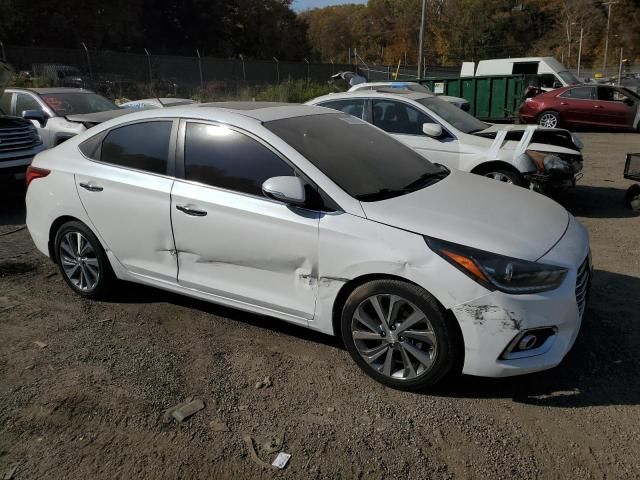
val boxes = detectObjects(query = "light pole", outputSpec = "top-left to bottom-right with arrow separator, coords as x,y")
566,20 -> 576,68
602,1 -> 618,75
196,49 -> 204,91
81,42 -> 93,85
417,0 -> 427,78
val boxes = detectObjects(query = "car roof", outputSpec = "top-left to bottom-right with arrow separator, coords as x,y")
193,102 -> 332,121
7,87 -> 96,95
314,90 -> 434,102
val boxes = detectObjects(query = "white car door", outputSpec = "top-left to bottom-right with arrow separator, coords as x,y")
170,121 -> 319,323
75,119 -> 178,283
370,99 -> 462,169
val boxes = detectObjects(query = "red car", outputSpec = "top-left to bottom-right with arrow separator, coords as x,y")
519,84 -> 640,131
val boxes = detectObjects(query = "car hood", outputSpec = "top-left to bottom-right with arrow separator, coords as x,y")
360,169 -> 569,262
66,109 -> 132,126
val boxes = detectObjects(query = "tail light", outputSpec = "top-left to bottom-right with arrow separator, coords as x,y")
26,166 -> 51,187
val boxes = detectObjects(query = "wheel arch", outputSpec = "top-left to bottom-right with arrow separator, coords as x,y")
48,215 -> 90,262
471,160 -> 522,176
330,273 -> 465,370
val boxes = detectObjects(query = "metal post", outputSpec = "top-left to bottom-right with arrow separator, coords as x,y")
618,48 -> 623,85
0,40 -> 6,62
417,0 -> 426,78
273,56 -> 280,84
196,49 -> 204,90
81,42 -> 93,85
330,58 -> 334,75
303,58 -> 310,84
239,54 -> 246,82
144,48 -> 153,95
577,27 -> 584,79
602,1 -> 618,75
348,48 -> 351,65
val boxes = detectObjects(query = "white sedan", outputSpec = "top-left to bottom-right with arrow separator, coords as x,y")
307,90 -> 584,193
25,102 -> 590,389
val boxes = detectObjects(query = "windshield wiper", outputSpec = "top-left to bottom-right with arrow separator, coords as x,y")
402,169 -> 449,191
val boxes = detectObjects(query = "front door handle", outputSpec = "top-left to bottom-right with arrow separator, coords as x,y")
176,204 -> 207,216
79,182 -> 103,192
559,101 -> 568,106
594,105 -> 604,109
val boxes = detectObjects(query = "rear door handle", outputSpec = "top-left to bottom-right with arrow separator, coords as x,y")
176,204 -> 207,216
79,182 -> 103,192
594,105 -> 604,109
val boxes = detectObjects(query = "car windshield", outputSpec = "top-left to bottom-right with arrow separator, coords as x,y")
416,97 -> 488,133
557,70 -> 580,85
264,113 -> 448,202
40,92 -> 119,116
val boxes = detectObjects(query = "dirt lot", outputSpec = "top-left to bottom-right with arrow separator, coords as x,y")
1,133 -> 639,479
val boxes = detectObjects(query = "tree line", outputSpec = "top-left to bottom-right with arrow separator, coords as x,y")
1,0 -> 638,69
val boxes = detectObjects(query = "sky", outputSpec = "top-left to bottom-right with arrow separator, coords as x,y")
293,0 -> 367,12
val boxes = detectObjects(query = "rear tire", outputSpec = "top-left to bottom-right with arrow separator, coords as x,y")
54,221 -> 114,299
538,110 -> 560,128
341,279 -> 460,391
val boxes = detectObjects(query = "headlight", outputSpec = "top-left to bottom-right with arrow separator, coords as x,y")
426,237 -> 568,294
570,133 -> 584,150
542,155 -> 571,173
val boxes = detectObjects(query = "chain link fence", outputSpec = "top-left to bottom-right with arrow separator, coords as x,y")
2,45 -> 460,100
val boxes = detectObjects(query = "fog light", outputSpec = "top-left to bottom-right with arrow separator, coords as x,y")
518,334 -> 537,350
501,327 -> 558,360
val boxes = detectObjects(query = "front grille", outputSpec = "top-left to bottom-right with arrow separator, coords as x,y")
0,125 -> 39,153
575,256 -> 590,317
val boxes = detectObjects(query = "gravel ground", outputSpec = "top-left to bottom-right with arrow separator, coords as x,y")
1,133 -> 639,479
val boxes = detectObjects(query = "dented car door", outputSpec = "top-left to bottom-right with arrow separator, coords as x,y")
170,121 -> 319,322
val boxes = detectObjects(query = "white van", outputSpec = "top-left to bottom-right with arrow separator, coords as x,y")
461,57 -> 580,89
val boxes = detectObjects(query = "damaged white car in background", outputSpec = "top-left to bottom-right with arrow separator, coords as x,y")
307,90 -> 584,195
25,103 -> 591,390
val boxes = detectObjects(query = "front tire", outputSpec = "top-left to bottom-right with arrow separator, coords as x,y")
538,110 -> 560,128
341,279 -> 460,391
479,168 -> 524,186
54,221 -> 113,299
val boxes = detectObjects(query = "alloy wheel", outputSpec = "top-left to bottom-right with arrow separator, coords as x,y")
59,231 -> 100,291
484,172 -> 513,183
539,113 -> 558,128
350,294 -> 438,380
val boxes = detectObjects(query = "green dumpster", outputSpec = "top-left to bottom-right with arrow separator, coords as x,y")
420,74 -> 535,122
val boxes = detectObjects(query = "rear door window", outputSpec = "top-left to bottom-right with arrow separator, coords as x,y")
183,122 -> 294,197
559,87 -> 595,100
317,99 -> 365,119
101,121 -> 172,175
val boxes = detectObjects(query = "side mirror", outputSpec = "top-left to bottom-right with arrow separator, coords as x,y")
623,97 -> 634,106
22,109 -> 48,128
262,176 -> 306,206
422,123 -> 443,138
552,81 -> 562,89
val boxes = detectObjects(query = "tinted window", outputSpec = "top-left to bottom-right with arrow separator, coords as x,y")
101,121 -> 172,174
15,93 -> 42,115
264,113 -> 446,201
372,100 -> 435,135
41,92 -> 118,115
512,62 -> 539,75
560,87 -> 595,100
318,99 -> 365,119
0,92 -> 11,115
184,123 -> 294,197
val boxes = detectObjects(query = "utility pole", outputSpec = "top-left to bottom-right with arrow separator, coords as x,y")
577,27 -> 584,79
417,0 -> 427,78
602,1 -> 618,75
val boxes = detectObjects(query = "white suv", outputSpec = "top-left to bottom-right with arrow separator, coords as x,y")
25,102 -> 590,390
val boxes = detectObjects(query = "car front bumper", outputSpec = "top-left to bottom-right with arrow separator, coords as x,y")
451,215 -> 591,377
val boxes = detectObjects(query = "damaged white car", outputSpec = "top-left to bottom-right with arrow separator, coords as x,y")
1,87 -> 130,148
26,103 -> 591,390
307,90 -> 584,194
